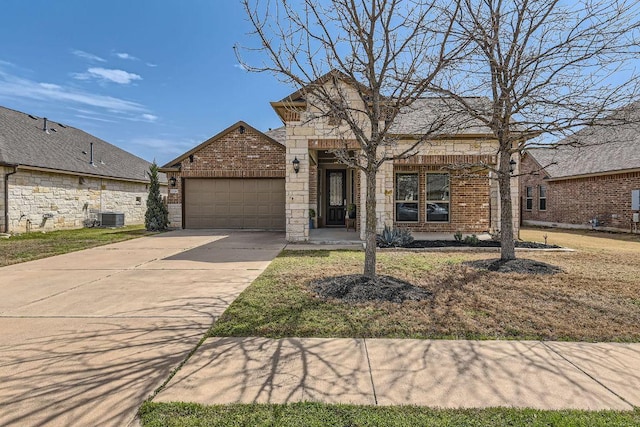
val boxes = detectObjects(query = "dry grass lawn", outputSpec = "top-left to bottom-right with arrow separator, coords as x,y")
211,228 -> 640,342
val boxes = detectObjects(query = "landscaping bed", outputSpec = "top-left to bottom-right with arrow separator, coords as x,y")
403,240 -> 561,249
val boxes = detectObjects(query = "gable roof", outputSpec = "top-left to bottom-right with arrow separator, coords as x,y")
160,121 -> 284,169
0,106 -> 160,183
527,104 -> 640,179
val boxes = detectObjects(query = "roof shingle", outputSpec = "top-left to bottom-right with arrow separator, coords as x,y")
0,106 -> 160,182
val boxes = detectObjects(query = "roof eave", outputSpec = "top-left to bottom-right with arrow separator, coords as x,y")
546,167 -> 640,182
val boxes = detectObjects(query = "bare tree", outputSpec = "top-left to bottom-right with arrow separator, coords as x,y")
238,0 -> 464,277
438,0 -> 640,260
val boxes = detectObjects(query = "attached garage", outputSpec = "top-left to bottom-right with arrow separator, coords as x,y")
184,178 -> 285,229
160,121 -> 287,230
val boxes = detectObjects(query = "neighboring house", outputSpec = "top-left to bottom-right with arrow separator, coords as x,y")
521,108 -> 640,233
0,106 -> 165,233
162,72 -> 519,241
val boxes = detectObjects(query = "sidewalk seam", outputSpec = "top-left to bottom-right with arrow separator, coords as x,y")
541,341 -> 635,409
363,338 -> 378,405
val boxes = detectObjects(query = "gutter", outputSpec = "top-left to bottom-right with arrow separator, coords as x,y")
3,164 -> 18,234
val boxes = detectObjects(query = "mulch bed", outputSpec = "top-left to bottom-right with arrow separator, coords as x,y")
464,258 -> 564,274
309,274 -> 432,303
401,240 -> 561,249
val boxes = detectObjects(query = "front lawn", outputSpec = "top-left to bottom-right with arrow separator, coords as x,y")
139,402 -> 640,427
209,228 -> 640,342
0,225 -> 155,267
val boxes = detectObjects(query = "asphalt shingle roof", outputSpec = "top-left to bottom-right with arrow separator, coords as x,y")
390,97 -> 493,136
0,106 -> 160,182
528,105 -> 640,179
264,126 -> 286,145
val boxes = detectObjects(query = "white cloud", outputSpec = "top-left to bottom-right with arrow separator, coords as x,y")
71,50 -> 106,62
0,68 -> 146,113
75,114 -> 117,123
233,63 -> 247,71
146,63 -> 158,68
116,52 -> 138,61
73,67 -> 142,85
39,83 -> 62,90
141,113 -> 158,122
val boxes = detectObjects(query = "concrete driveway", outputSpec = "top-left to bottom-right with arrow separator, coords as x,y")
0,230 -> 285,427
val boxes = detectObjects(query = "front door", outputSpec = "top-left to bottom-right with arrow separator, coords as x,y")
326,169 -> 346,226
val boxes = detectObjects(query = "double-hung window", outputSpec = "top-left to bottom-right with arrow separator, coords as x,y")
395,173 -> 418,222
538,185 -> 547,211
426,174 -> 449,222
525,186 -> 533,211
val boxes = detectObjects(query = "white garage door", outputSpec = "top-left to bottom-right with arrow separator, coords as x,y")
184,178 -> 285,229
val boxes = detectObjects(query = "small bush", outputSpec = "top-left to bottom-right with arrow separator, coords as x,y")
454,230 -> 463,241
377,225 -> 414,248
463,234 -> 480,246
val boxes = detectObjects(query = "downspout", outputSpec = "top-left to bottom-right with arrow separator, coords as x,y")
3,164 -> 18,233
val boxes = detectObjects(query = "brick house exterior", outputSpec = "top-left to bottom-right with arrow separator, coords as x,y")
161,73 -> 521,241
0,106 -> 165,234
520,105 -> 640,233
272,73 -> 518,241
160,121 -> 286,229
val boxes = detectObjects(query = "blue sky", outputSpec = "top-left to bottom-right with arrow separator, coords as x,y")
0,1 -> 287,165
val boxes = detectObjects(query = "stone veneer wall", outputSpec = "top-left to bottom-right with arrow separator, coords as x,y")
5,168 -> 158,233
0,166 -> 8,232
165,126 -> 286,229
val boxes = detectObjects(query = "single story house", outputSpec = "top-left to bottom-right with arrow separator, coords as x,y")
0,106 -> 165,233
520,106 -> 640,233
161,72 -> 519,241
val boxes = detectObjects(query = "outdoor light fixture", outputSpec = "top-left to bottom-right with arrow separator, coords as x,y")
292,157 -> 300,173
239,125 -> 245,134
169,176 -> 177,187
509,159 -> 517,174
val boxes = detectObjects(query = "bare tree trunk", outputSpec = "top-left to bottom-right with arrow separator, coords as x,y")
363,167 -> 377,278
499,153 -> 515,261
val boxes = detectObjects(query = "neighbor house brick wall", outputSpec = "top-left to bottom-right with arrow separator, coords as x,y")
5,169 -> 159,233
520,154 -> 640,231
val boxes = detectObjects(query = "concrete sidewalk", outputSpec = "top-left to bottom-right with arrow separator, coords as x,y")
155,337 -> 640,410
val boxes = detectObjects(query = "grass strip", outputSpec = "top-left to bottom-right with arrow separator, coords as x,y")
139,402 -> 640,427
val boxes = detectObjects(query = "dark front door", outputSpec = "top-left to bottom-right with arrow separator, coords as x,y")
326,169 -> 346,226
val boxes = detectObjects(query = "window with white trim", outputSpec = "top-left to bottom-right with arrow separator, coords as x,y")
395,173 -> 418,222
426,173 -> 449,222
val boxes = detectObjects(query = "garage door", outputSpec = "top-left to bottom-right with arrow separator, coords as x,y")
184,178 -> 285,229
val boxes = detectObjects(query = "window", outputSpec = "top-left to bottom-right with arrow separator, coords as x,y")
395,173 -> 418,222
525,186 -> 533,211
539,185 -> 547,211
426,173 -> 449,222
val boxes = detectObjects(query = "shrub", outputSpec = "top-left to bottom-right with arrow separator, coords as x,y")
145,163 -> 169,231
376,225 -> 414,248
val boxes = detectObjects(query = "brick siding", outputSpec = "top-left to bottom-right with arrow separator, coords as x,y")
166,127 -> 285,207
520,154 -> 640,231
394,164 -> 490,233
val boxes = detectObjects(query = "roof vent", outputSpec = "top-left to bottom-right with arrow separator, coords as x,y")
57,123 -> 67,128
43,117 -> 49,133
90,142 -> 95,167
28,114 -> 38,120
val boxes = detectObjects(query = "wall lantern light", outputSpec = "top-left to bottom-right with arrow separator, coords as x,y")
509,159 -> 517,174
169,176 -> 177,187
292,157 -> 300,173
239,125 -> 246,134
